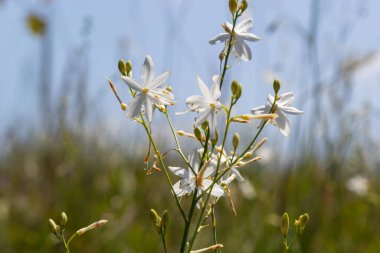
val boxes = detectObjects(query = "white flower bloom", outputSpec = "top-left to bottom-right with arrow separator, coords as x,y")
212,149 -> 245,183
185,75 -> 223,139
209,18 -> 260,61
346,175 -> 369,197
121,55 -> 174,122
251,92 -> 303,136
169,151 -> 224,199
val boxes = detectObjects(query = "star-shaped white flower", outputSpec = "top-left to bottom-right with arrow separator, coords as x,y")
212,149 -> 245,183
209,18 -> 260,61
185,75 -> 223,139
251,92 -> 303,136
169,151 -> 224,199
121,55 -> 174,122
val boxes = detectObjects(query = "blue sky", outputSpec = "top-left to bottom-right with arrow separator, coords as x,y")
1,0 -> 379,147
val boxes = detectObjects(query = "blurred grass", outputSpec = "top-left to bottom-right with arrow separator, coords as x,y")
1,126 -> 379,253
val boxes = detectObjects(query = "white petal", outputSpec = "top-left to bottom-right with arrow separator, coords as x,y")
197,76 -> 212,101
149,89 -> 174,105
281,106 -> 303,115
267,94 -> 275,105
241,40 -> 252,61
150,70 -> 171,88
203,179 -> 224,197
186,95 -> 208,111
275,111 -> 291,136
231,167 -> 245,182
251,105 -> 268,114
240,32 -> 260,42
208,110 -> 217,139
211,75 -> 221,99
169,166 -> 189,178
209,33 -> 229,45
194,108 -> 212,127
141,55 -> 155,85
125,93 -> 144,119
278,92 -> 295,106
145,98 -> 154,122
121,76 -> 142,92
172,181 -> 186,197
236,18 -> 253,33
202,164 -> 216,178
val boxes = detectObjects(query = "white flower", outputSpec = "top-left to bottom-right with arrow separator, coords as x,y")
169,151 -> 224,199
185,75 -> 223,139
212,149 -> 245,183
121,55 -> 174,122
209,18 -> 260,61
251,92 -> 303,136
346,175 -> 369,197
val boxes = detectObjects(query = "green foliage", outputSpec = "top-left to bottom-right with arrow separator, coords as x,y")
0,129 -> 379,252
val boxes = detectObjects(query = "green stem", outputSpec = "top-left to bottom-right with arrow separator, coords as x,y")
179,189 -> 198,253
140,114 -> 187,221
164,110 -> 196,175
211,205 -> 219,253
160,230 -> 168,253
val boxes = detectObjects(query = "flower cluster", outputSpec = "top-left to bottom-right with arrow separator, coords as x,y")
107,0 -> 304,252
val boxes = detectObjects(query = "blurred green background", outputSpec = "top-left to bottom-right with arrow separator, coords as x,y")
1,0 -> 380,252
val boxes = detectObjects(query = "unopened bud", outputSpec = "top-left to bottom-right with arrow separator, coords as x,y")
295,213 -> 309,234
231,80 -> 242,99
60,212 -> 68,226
160,210 -> 169,231
281,212 -> 289,238
48,219 -> 59,234
190,244 -> 224,253
239,0 -> 248,12
273,79 -> 280,95
194,127 -> 202,142
125,60 -> 132,76
150,209 -> 161,232
121,103 -> 127,111
232,133 -> 239,150
76,220 -> 108,236
229,0 -> 238,14
118,59 -> 127,76
201,121 -> 208,131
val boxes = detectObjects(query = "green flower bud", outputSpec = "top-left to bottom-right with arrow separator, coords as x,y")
118,59 -> 127,76
295,213 -> 309,234
281,212 -> 289,238
239,0 -> 248,12
273,79 -> 281,95
48,219 -> 59,234
194,127 -> 202,142
232,133 -> 240,150
60,212 -> 68,226
231,80 -> 242,100
229,0 -> 238,14
126,60 -> 132,76
149,209 -> 161,232
160,210 -> 169,231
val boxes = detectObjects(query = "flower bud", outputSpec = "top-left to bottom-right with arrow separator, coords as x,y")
201,121 -> 208,131
118,59 -> 127,76
231,80 -> 242,100
160,210 -> 169,231
295,213 -> 309,234
48,219 -> 59,234
232,133 -> 239,150
149,209 -> 161,232
194,127 -> 202,142
229,0 -> 238,14
239,0 -> 248,12
273,79 -> 280,95
281,212 -> 289,238
76,220 -> 108,236
60,212 -> 68,226
125,60 -> 132,76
